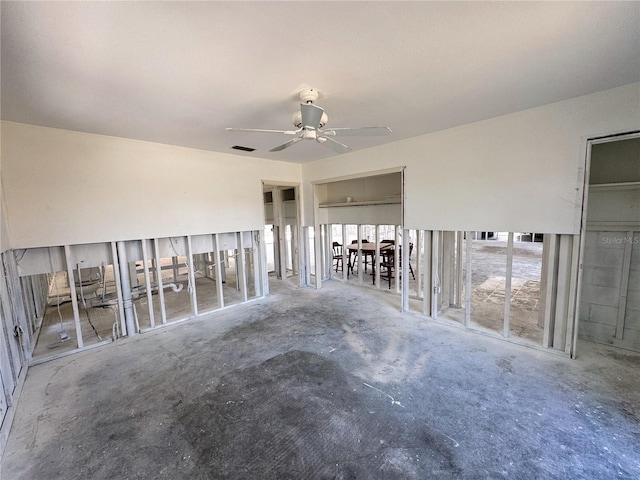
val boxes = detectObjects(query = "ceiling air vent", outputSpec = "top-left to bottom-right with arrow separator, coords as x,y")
232,145 -> 256,152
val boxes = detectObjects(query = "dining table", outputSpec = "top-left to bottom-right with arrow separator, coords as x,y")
345,242 -> 394,281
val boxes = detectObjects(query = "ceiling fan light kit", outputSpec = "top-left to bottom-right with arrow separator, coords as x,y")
226,87 -> 391,154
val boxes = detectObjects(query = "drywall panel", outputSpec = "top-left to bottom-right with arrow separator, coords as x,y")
217,233 -> 237,251
16,246 -> 65,277
1,122 -> 301,249
69,242 -> 113,269
302,83 -> 640,234
191,234 -> 214,255
156,237 -> 186,258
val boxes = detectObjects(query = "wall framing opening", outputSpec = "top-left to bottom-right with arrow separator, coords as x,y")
576,132 -> 640,354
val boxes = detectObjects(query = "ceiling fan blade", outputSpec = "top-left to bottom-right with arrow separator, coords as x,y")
226,127 -> 298,135
270,136 -> 303,152
318,136 -> 351,154
322,126 -> 392,137
300,103 -> 324,129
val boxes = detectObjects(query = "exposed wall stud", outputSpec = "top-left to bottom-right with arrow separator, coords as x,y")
465,232 -> 472,327
422,230 -> 432,317
63,245 -> 83,348
374,225 -> 381,287
565,234 -> 581,354
394,226 -> 401,293
153,239 -> 167,324
140,239 -> 155,328
341,224 -> 348,282
186,236 -> 198,316
504,232 -> 514,338
415,230 -> 422,296
357,225 -> 364,284
213,234 -> 224,308
542,235 -> 559,348
455,231 -> 463,308
553,235 -> 573,348
237,232 -> 248,303
402,229 -> 410,312
254,231 -> 264,297
431,230 -> 440,319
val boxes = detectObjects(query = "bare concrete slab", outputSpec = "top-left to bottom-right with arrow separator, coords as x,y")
2,280 -> 639,479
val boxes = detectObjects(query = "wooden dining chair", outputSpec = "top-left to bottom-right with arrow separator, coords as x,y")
407,242 -> 416,280
347,240 -> 358,274
379,242 -> 415,289
348,239 -> 373,274
379,248 -> 395,289
332,242 -> 343,272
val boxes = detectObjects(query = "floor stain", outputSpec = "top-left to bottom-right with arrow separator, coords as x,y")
177,350 -> 457,479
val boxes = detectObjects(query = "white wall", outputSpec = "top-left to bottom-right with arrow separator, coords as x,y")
302,83 -> 640,234
1,122 -> 301,248
3,83 -> 638,249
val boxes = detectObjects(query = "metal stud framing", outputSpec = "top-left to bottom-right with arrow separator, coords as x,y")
502,233 -> 513,338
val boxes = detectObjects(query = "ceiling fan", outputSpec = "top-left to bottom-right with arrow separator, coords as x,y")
226,89 -> 391,153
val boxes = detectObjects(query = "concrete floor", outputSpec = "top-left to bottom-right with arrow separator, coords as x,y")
2,280 -> 640,479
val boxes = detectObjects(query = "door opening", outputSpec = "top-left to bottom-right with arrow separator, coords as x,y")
263,183 -> 302,286
577,133 -> 640,354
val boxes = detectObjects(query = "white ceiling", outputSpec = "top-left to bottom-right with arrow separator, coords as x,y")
2,1 -> 639,164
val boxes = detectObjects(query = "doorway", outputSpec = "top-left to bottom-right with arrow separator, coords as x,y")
577,134 -> 640,352
263,183 -> 302,287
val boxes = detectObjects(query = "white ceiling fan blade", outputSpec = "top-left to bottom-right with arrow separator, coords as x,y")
322,126 -> 392,137
226,127 -> 299,135
300,103 -> 324,129
270,136 -> 303,152
318,136 -> 351,154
